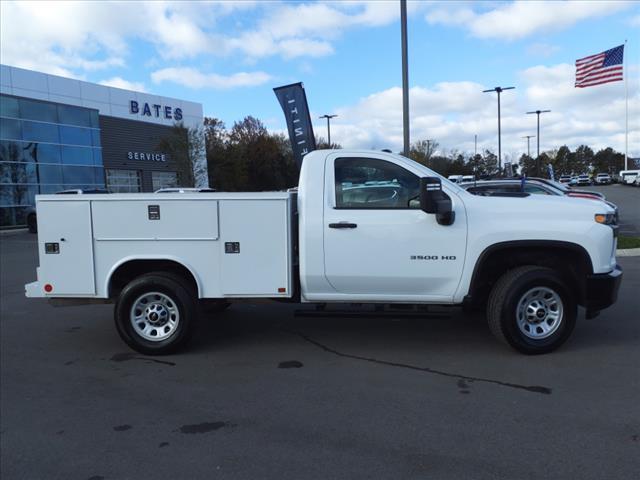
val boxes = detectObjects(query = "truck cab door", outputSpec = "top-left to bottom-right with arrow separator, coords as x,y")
322,154 -> 467,302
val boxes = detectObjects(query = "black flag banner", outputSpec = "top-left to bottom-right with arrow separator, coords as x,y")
273,82 -> 316,168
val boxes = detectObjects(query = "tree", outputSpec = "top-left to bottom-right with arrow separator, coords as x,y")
555,145 -> 573,175
519,154 -> 536,176
157,122 -> 206,188
573,145 -> 594,174
315,136 -> 342,149
409,139 -> 439,166
205,116 -> 299,192
593,147 -> 624,174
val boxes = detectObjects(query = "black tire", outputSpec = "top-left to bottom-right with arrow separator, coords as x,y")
27,214 -> 37,234
114,272 -> 198,355
487,266 -> 576,355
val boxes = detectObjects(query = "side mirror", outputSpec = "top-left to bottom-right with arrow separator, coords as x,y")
419,177 -> 455,226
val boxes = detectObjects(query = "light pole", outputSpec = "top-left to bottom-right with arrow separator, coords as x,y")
319,114 -> 337,146
474,134 -> 477,157
400,0 -> 409,156
526,109 -> 551,176
522,135 -> 535,158
483,86 -> 515,173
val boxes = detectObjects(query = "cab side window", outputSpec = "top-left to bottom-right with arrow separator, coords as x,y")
335,157 -> 420,209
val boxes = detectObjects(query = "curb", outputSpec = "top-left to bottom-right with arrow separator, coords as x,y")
617,248 -> 640,257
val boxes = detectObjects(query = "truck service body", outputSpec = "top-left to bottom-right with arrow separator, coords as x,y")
26,150 -> 622,355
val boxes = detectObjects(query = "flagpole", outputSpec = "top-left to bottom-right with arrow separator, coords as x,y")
625,39 -> 628,170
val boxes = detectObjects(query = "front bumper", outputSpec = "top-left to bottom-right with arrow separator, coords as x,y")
584,265 -> 623,312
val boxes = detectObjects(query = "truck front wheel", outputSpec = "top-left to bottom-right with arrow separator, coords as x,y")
114,272 -> 197,355
487,266 -> 577,354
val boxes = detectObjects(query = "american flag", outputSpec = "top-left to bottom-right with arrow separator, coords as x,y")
575,45 -> 624,88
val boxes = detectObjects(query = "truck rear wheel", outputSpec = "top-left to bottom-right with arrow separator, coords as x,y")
114,272 -> 197,355
487,266 -> 576,354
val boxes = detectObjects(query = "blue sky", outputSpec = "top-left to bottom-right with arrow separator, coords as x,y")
1,1 -> 639,159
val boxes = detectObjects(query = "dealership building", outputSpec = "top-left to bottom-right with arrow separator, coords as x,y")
0,64 -> 206,228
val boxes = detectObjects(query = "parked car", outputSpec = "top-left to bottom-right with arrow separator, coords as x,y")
558,175 -> 572,184
619,170 -> 640,185
595,173 -> 612,185
569,176 -> 578,186
461,175 -> 475,183
576,174 -> 592,186
26,189 -> 110,234
447,175 -> 463,184
459,179 -> 618,218
527,177 -> 605,200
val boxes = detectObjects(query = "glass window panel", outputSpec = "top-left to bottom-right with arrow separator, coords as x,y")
92,148 -> 103,166
0,95 -> 19,118
94,167 -> 105,185
334,158 -> 419,209
152,171 -> 178,191
19,98 -> 58,123
57,104 -> 91,127
59,125 -> 92,146
106,169 -> 141,193
89,110 -> 100,129
33,143 -> 61,164
62,165 -> 94,184
0,162 -> 37,184
91,129 -> 101,147
0,140 -> 25,162
40,184 -> 63,194
38,164 -> 63,184
22,121 -> 59,143
61,146 -> 92,165
0,117 -> 21,140
0,184 -> 38,207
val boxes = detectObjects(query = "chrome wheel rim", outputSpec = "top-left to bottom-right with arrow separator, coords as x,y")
130,292 -> 180,342
516,287 -> 563,340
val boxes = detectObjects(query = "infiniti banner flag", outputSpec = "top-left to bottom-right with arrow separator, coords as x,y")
274,82 -> 316,168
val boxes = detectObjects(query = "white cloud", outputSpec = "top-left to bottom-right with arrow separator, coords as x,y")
321,63 -> 639,158
151,67 -> 272,89
99,77 -> 146,92
628,14 -> 640,26
0,0 -> 412,79
426,1 -> 632,40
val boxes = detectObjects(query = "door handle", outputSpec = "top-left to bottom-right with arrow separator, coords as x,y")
329,222 -> 357,229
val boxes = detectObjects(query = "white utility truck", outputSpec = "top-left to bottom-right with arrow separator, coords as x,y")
26,150 -> 622,355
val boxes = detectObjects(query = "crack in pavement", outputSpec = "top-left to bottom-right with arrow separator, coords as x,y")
285,329 -> 551,395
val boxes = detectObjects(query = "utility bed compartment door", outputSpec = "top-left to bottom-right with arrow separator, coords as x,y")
37,200 -> 95,295
219,200 -> 291,296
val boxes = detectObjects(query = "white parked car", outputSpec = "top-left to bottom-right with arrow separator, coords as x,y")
447,175 -> 463,184
619,170 -> 640,185
576,174 -> 592,186
594,173 -> 611,185
26,149 -> 622,356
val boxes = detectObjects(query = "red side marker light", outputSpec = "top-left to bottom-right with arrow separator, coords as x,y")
44,284 -> 53,293
278,288 -> 286,293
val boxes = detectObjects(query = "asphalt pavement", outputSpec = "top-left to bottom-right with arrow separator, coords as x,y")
1,232 -> 639,480
586,183 -> 640,236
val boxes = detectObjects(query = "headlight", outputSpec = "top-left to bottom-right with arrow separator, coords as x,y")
595,213 -> 616,225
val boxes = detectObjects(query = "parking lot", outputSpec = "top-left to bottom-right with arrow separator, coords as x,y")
586,183 -> 640,236
1,229 -> 639,480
